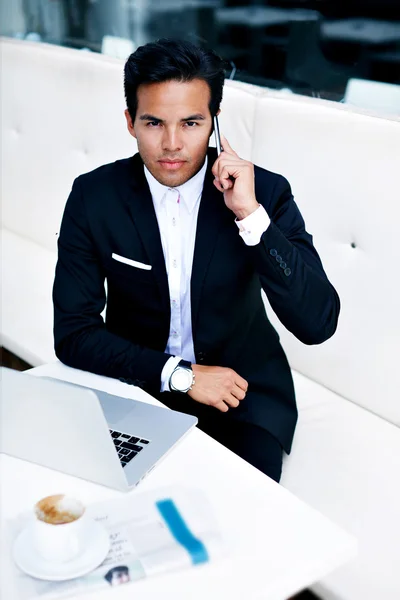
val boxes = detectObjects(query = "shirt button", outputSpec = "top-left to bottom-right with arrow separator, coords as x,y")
173,259 -> 177,268
284,267 -> 292,276
172,218 -> 176,226
270,249 -> 278,257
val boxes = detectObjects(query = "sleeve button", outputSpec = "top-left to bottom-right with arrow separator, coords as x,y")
197,352 -> 207,363
284,267 -> 292,276
269,248 -> 278,257
280,262 -> 287,269
276,255 -> 282,263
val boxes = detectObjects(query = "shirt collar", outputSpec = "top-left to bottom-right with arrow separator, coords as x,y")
144,156 -> 208,214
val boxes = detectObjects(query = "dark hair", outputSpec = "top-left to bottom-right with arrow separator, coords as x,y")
124,39 -> 226,121
104,565 -> 129,584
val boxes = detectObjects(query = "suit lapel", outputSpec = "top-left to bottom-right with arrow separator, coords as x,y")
191,150 -> 229,341
116,155 -> 170,314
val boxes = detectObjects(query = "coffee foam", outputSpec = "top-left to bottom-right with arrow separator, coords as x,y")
35,494 -> 85,525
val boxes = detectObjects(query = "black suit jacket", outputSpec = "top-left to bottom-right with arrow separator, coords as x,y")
53,148 -> 340,453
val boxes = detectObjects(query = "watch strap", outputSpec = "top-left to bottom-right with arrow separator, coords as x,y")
177,359 -> 192,370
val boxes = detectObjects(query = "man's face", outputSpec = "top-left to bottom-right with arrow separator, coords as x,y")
125,79 -> 215,187
110,570 -> 130,586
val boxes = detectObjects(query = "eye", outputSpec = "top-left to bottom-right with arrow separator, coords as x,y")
147,121 -> 161,127
185,121 -> 198,127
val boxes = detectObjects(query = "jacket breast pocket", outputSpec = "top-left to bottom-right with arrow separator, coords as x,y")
105,253 -> 155,286
111,253 -> 152,270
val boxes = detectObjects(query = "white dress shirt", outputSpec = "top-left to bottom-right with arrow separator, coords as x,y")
144,158 -> 270,392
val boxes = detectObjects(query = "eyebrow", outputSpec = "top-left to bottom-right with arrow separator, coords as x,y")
139,114 -> 206,122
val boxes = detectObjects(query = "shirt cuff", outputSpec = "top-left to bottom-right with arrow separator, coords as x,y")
235,204 -> 271,246
160,356 -> 182,392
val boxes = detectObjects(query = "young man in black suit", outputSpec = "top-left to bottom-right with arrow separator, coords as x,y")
53,39 -> 340,482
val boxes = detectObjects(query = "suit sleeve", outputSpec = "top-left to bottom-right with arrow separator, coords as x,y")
53,178 -> 171,394
247,174 -> 340,345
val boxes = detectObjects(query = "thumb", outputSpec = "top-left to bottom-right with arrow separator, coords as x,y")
221,134 -> 238,157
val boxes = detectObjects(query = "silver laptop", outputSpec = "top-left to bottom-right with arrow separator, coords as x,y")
0,367 -> 197,491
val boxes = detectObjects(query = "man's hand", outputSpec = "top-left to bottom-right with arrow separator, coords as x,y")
211,135 -> 259,221
187,364 -> 248,413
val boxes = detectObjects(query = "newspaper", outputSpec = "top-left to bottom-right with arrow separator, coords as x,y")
3,486 -> 225,599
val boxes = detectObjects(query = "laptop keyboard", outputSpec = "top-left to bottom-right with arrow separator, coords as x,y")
109,430 -> 150,468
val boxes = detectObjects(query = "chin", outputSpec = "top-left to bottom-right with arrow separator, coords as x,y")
154,168 -> 193,188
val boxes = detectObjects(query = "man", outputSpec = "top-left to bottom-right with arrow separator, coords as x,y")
104,565 -> 131,586
53,39 -> 340,483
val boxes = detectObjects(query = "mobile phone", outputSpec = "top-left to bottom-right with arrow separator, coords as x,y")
213,115 -> 223,155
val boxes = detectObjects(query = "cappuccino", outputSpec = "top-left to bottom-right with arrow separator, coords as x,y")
34,494 -> 85,525
32,495 -> 90,562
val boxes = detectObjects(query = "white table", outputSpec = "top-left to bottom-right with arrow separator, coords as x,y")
1,362 -> 357,600
215,6 -> 319,28
321,18 -> 400,46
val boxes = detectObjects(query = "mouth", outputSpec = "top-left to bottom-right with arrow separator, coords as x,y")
158,159 -> 186,171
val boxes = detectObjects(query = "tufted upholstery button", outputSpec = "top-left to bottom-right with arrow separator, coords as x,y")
276,255 -> 282,263
269,249 -> 278,257
284,268 -> 292,276
280,262 -> 287,269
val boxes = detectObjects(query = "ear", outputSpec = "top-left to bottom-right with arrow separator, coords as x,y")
209,108 -> 221,138
124,109 -> 137,139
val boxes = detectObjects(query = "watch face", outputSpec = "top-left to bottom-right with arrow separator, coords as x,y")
171,368 -> 192,391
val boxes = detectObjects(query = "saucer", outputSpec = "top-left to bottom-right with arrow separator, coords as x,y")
13,519 -> 110,581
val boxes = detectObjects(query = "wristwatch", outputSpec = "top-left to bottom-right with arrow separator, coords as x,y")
169,359 -> 195,393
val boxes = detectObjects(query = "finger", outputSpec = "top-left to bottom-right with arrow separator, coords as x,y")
218,160 -> 250,172
220,177 -> 234,192
215,401 -> 229,413
220,134 -> 238,157
216,159 -> 242,179
231,385 -> 246,401
212,154 -> 240,177
221,179 -> 234,191
235,376 -> 248,392
213,172 -> 232,192
219,166 -> 235,190
223,394 -> 240,408
211,156 -> 222,178
213,177 -> 225,193
217,161 -> 242,179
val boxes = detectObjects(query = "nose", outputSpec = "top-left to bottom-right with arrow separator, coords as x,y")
162,127 -> 183,153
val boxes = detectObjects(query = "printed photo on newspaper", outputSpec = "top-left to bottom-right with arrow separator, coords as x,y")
4,486 -> 225,600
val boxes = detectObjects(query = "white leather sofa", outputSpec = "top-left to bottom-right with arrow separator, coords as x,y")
2,38 -> 400,600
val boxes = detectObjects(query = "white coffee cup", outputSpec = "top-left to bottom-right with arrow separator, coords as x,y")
32,494 -> 90,563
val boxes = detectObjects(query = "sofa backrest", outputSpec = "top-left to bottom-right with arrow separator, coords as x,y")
251,92 -> 400,428
1,39 -> 136,255
2,38 -> 400,427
